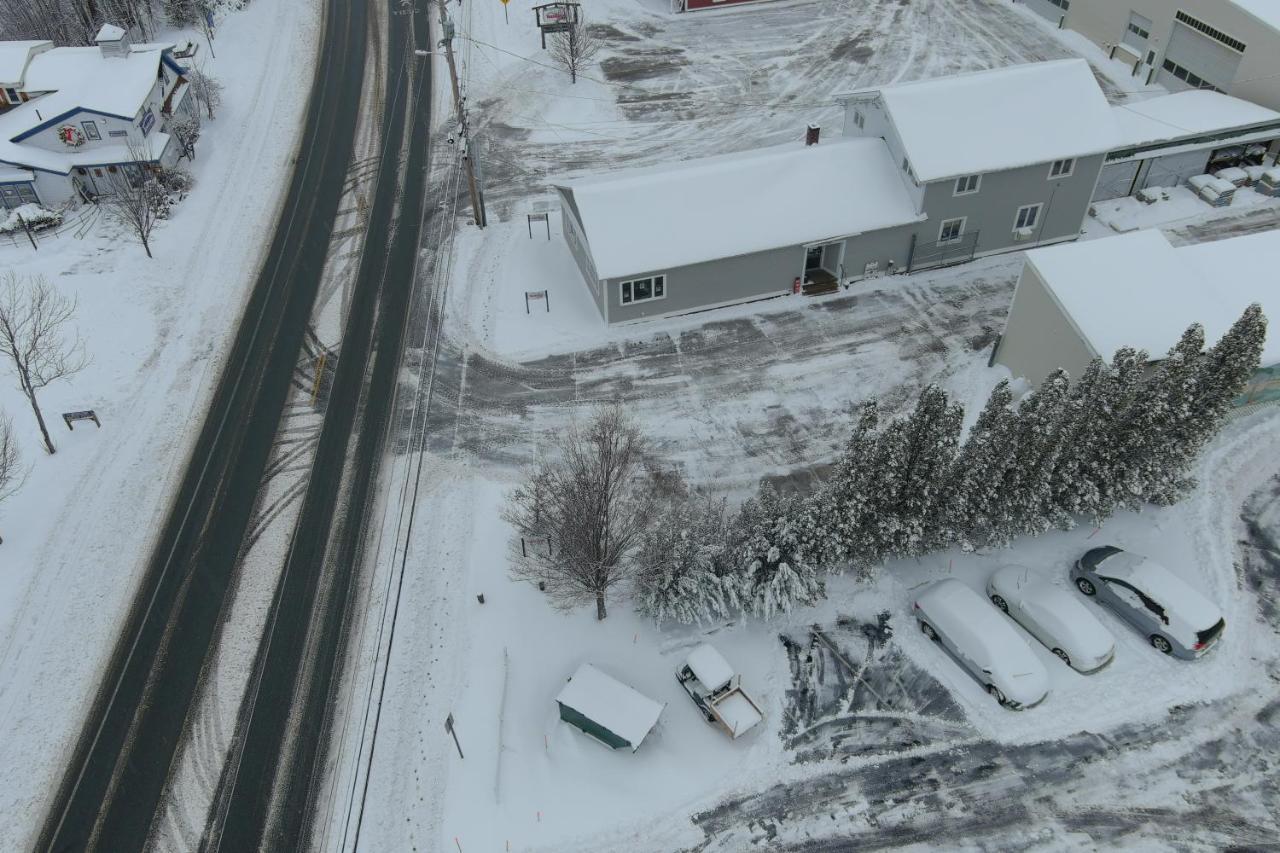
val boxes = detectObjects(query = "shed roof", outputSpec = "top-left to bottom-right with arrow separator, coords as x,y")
1112,91 -> 1280,148
0,40 -> 52,84
1025,229 -> 1280,366
560,137 -> 922,279
838,60 -> 1121,182
556,663 -> 664,749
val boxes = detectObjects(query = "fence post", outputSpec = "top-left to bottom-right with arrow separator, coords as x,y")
16,214 -> 37,250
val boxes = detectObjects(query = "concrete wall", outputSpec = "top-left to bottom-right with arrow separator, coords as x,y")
1056,0 -> 1280,111
604,242 -> 798,323
914,153 -> 1105,257
995,264 -> 1099,386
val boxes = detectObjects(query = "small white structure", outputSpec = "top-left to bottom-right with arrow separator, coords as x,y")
555,663 -> 665,752
994,228 -> 1280,387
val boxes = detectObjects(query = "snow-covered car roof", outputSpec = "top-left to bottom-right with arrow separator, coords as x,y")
990,566 -> 1113,660
1095,553 -> 1222,630
916,579 -> 1048,702
685,643 -> 734,691
556,664 -> 664,749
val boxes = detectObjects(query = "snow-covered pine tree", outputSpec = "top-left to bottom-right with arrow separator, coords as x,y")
873,385 -> 963,558
1189,302 -> 1267,442
1113,325 -> 1204,508
633,492 -> 734,625
941,379 -> 1018,550
729,483 -> 825,620
163,0 -> 201,27
816,401 -> 882,572
987,369 -> 1072,545
1071,347 -> 1145,520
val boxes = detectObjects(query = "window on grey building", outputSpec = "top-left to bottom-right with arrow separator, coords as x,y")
1015,203 -> 1042,230
3,87 -> 18,103
81,120 -> 101,140
620,275 -> 666,305
953,174 -> 981,195
1160,58 -> 1223,92
1049,158 -> 1075,178
1125,12 -> 1152,45
938,217 -> 966,244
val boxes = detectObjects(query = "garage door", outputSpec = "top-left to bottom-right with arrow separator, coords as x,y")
1093,161 -> 1141,201
1021,0 -> 1069,26
1139,150 -> 1211,192
1157,19 -> 1243,93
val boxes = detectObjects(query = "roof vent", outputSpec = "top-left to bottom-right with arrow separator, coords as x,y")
95,23 -> 131,59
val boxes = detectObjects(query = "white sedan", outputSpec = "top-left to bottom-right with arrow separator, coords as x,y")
986,565 -> 1116,673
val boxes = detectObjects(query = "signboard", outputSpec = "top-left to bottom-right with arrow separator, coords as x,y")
62,410 -> 101,429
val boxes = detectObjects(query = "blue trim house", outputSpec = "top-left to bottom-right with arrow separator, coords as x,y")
0,24 -> 197,210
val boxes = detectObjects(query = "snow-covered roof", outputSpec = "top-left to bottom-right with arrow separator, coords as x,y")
0,166 -> 35,183
0,40 -> 52,84
1112,91 -> 1280,149
560,138 -> 923,279
1231,0 -> 1280,32
556,663 -> 664,750
685,644 -> 734,691
838,60 -> 1121,183
95,24 -> 128,42
1025,229 -> 1280,366
21,45 -> 167,121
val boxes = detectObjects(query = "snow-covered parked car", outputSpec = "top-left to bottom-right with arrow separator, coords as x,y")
676,643 -> 764,738
1072,546 -> 1225,659
913,579 -> 1049,710
986,565 -> 1116,673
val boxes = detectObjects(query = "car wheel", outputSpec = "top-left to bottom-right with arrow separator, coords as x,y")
920,621 -> 939,642
986,684 -> 1006,706
990,594 -> 1009,613
1052,648 -> 1071,667
1150,635 -> 1174,655
1076,578 -> 1097,597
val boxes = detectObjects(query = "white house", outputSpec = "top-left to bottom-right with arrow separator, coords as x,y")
994,228 -> 1279,403
0,24 -> 196,211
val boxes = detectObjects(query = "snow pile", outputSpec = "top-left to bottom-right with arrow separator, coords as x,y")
0,204 -> 61,234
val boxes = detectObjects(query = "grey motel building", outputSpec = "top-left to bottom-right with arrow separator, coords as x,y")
556,59 -> 1280,325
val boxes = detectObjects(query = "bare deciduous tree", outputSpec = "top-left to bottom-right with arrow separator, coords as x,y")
0,0 -> 154,44
102,142 -> 165,257
189,68 -> 223,119
0,273 -> 88,455
549,14 -> 602,84
505,406 -> 662,620
168,111 -> 201,161
0,413 -> 24,543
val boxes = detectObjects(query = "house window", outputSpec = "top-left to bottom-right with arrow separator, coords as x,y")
853,109 -> 865,129
620,275 -> 666,305
1160,58 -> 1223,92
3,87 -> 17,103
1015,203 -> 1042,230
139,108 -> 155,136
901,157 -> 910,173
1126,13 -> 1151,42
1048,158 -> 1074,179
81,120 -> 101,141
938,217 -> 966,244
953,174 -> 981,195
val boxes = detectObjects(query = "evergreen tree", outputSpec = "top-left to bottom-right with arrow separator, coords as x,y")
816,401 -> 882,571
871,385 -> 963,558
942,379 -> 1018,550
164,0 -> 202,27
633,493 -> 736,625
1192,303 -> 1267,437
729,483 -> 825,619
1073,347 -> 1145,519
987,369 -> 1072,545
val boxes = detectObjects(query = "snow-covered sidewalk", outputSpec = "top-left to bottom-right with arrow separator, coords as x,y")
0,2 -> 320,847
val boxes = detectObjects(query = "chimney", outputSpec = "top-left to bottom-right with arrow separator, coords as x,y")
95,23 -> 131,59
805,124 -> 821,146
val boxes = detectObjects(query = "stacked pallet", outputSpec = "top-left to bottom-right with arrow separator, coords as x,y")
1214,166 -> 1250,187
1189,173 -> 1236,207
1258,167 -> 1280,197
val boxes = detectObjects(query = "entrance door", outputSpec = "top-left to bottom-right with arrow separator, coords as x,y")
805,245 -> 823,271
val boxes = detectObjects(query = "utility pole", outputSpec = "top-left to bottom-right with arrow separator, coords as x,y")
431,0 -> 486,228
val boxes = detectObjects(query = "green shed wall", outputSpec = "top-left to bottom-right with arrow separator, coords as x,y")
557,701 -> 631,750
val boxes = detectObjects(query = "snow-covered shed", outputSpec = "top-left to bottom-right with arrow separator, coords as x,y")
994,229 -> 1280,396
1095,91 -> 1280,200
555,663 -> 665,752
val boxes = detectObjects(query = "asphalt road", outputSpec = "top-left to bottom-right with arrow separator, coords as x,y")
35,0 -> 368,850
204,2 -> 434,850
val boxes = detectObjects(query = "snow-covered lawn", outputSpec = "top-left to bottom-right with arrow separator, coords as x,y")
0,2 -> 319,847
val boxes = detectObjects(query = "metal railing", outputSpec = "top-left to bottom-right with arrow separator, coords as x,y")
907,229 -> 981,273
